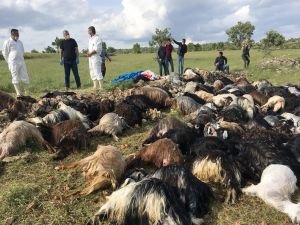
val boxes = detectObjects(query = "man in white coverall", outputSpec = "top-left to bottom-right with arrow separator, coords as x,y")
2,29 -> 30,96
87,26 -> 103,89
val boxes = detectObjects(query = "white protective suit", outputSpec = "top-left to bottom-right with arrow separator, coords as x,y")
88,35 -> 103,81
2,37 -> 29,85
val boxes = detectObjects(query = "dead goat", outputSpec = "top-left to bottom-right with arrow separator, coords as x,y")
126,138 -> 183,169
88,113 -> 129,141
0,121 -> 54,160
174,96 -> 202,115
143,117 -> 189,145
39,119 -> 90,160
29,102 -> 91,129
114,102 -> 143,127
130,86 -> 172,108
56,145 -> 126,195
0,90 -> 26,120
261,96 -> 285,112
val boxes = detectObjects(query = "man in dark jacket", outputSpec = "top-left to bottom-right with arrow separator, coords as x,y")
100,42 -> 111,78
157,42 -> 167,76
165,38 -> 174,74
242,43 -> 250,69
215,51 -> 229,73
172,38 -> 187,76
60,30 -> 81,90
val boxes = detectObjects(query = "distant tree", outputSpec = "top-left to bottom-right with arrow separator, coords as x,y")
43,46 -> 56,53
52,37 -> 63,52
31,49 -> 39,53
187,43 -> 195,51
149,28 -> 171,47
133,43 -> 142,54
194,43 -> 202,51
261,30 -> 285,48
226,21 -> 255,47
107,47 -> 116,55
81,48 -> 88,54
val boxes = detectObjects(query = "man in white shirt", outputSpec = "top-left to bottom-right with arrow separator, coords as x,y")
87,26 -> 103,89
2,29 -> 30,96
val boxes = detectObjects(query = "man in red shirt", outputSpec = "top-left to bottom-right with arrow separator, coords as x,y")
165,38 -> 174,74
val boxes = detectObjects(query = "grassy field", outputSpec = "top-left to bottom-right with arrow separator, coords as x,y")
0,49 -> 300,225
0,49 -> 300,95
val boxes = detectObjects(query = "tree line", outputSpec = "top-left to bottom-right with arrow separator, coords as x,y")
37,21 -> 300,54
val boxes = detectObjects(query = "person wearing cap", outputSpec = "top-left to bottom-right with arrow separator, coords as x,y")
60,30 -> 81,90
172,38 -> 187,77
2,29 -> 30,96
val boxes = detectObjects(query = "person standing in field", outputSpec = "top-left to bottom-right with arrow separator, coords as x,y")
60,30 -> 81,90
2,29 -> 30,96
242,42 -> 250,69
87,26 -> 103,89
172,38 -> 187,77
100,42 -> 111,78
165,38 -> 174,74
157,41 -> 167,76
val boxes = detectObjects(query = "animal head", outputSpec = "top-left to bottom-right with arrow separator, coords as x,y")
121,168 -> 147,188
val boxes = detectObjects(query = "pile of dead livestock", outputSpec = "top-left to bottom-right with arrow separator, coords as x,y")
0,68 -> 300,225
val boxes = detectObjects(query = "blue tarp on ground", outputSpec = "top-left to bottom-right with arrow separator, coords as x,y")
112,71 -> 144,83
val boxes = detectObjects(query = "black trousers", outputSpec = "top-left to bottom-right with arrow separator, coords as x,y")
101,62 -> 106,78
64,60 -> 81,88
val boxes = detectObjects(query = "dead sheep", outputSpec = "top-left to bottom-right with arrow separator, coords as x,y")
130,86 -> 172,108
114,102 -> 143,127
39,119 -> 90,160
126,138 -> 183,169
56,145 -> 126,195
174,96 -> 202,115
143,117 -> 189,145
0,121 -> 54,160
261,96 -> 285,112
88,113 -> 129,141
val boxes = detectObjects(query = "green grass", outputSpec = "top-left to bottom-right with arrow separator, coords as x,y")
0,50 -> 300,225
0,49 -> 299,95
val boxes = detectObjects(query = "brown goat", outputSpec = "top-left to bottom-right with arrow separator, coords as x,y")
56,145 -> 126,195
249,90 -> 268,106
40,119 -> 90,160
126,138 -> 183,169
213,80 -> 224,92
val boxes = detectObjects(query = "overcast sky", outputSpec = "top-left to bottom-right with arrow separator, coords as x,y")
1,0 -> 300,51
